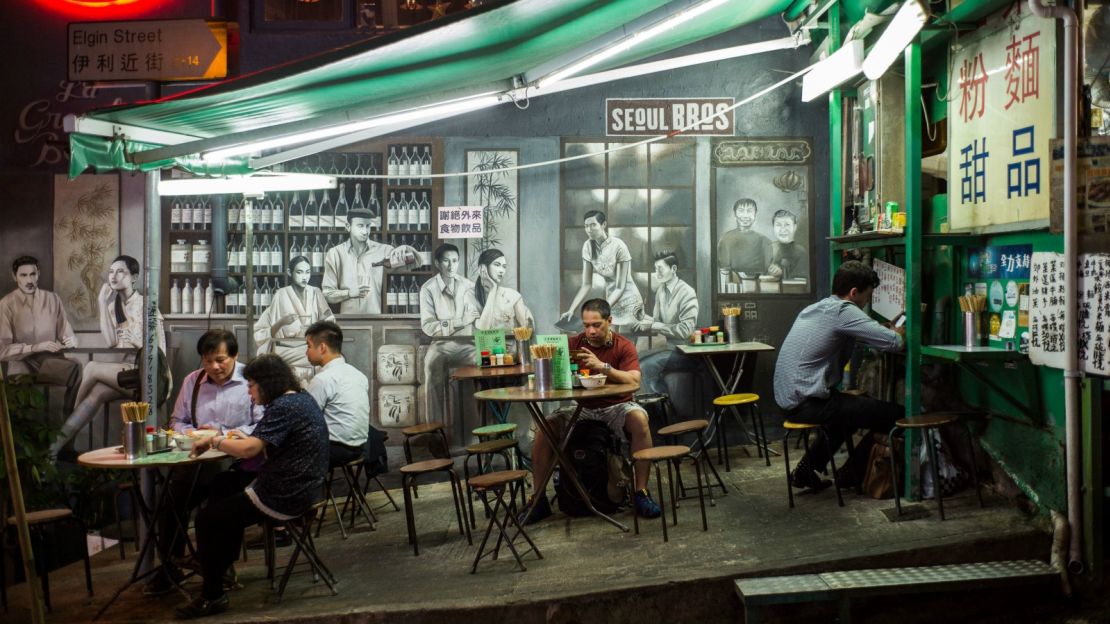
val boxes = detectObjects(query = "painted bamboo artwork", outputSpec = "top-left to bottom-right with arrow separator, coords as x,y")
466,150 -> 519,288
53,174 -> 119,330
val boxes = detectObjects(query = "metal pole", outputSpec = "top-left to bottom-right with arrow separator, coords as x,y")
827,2 -> 843,288
140,170 -> 162,574
0,368 -> 45,623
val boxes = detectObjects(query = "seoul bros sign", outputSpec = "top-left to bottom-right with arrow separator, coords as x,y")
606,98 -> 735,136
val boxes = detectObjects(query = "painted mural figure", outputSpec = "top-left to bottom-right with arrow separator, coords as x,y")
473,249 -> 534,331
636,251 -> 704,400
717,198 -> 773,277
420,243 -> 479,429
253,255 -> 335,383
322,208 -> 418,314
0,255 -> 81,414
560,210 -> 644,330
51,255 -> 167,457
767,209 -> 808,282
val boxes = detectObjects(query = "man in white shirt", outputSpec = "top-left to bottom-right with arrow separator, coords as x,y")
419,243 -> 478,436
0,256 -> 80,413
305,320 -> 370,466
322,209 -> 418,315
637,251 -> 703,401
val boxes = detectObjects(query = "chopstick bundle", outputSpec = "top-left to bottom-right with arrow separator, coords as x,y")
957,295 -> 987,313
722,306 -> 741,317
530,343 -> 557,359
513,326 -> 534,341
120,402 -> 149,424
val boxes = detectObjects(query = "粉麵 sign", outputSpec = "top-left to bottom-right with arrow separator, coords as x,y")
606,98 -> 734,136
68,19 -> 229,82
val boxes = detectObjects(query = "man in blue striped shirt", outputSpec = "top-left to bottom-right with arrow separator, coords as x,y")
773,261 -> 905,490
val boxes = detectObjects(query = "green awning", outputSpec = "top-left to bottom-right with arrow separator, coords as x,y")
69,0 -> 792,177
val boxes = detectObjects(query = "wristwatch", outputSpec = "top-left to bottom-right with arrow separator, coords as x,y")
601,363 -> 612,374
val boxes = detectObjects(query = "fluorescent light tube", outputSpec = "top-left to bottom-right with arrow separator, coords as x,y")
801,39 -> 864,102
862,0 -> 928,80
537,0 -> 730,88
202,95 -> 503,163
159,173 -> 337,196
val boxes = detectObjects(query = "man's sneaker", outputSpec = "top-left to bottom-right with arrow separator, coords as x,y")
517,494 -> 553,526
790,467 -> 832,491
174,593 -> 229,619
634,491 -> 662,519
143,564 -> 184,596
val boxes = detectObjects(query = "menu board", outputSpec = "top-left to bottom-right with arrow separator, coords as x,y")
473,329 -> 506,366
1029,252 -> 1110,376
1028,252 -> 1066,368
534,334 -> 573,390
1079,254 -> 1110,376
872,259 -> 904,321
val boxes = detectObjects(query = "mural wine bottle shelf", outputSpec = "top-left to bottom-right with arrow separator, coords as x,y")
160,139 -> 443,316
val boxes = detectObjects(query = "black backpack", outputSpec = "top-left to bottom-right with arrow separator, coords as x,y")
555,420 -> 629,516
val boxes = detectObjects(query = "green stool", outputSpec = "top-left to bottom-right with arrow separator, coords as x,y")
472,422 -> 517,441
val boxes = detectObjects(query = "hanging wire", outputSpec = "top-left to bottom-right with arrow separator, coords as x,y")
325,65 -> 811,181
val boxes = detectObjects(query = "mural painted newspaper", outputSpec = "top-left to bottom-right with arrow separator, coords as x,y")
1028,252 -> 1110,376
948,5 -> 1055,230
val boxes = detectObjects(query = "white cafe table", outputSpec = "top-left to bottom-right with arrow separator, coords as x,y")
78,445 -> 227,619
473,383 -> 640,532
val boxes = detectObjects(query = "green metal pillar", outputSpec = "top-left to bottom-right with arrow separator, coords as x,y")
828,2 -> 843,285
903,39 -> 923,494
1082,378 -> 1103,579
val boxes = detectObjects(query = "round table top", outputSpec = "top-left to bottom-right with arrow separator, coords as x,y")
77,446 -> 228,469
473,383 -> 640,404
451,364 -> 533,380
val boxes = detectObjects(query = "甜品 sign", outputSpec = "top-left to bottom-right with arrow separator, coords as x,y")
68,19 -> 229,82
606,98 -> 734,136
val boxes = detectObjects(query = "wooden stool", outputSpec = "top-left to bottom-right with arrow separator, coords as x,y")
399,458 -> 472,556
266,500 -> 338,602
316,457 -> 377,539
713,393 -> 769,471
782,421 -> 851,508
1,509 -> 93,612
657,419 -> 727,501
890,414 -> 985,521
467,470 -> 541,573
472,422 -> 517,441
463,438 -> 523,527
631,445 -> 707,542
402,422 -> 450,463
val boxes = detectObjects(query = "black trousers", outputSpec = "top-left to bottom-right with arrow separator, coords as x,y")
328,440 -> 363,469
158,462 -> 226,559
194,489 -> 266,600
787,391 -> 902,472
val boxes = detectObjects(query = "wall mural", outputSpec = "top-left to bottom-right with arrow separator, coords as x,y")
466,149 -> 519,289
711,137 -> 814,302
52,173 -> 119,330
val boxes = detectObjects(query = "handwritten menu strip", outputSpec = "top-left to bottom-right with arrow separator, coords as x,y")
1029,252 -> 1110,375
872,259 -> 905,321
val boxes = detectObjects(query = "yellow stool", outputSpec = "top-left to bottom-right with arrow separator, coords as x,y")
781,421 -> 851,508
712,393 -> 768,471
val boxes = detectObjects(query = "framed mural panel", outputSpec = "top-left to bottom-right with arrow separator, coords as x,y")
558,139 -> 696,331
711,137 -> 814,308
465,149 -> 520,289
53,173 -> 120,331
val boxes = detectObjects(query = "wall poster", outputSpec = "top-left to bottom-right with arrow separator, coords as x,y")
53,173 -> 119,330
1028,251 -> 1110,376
947,5 -> 1056,230
711,137 -> 814,301
465,149 -> 520,289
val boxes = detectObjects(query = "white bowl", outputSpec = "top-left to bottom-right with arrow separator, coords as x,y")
173,435 -> 195,451
577,374 -> 607,389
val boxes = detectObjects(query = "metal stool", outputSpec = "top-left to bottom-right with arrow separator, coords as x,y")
112,481 -> 140,559
463,438 -> 522,527
631,445 -> 707,543
890,414 -> 985,521
1,509 -> 93,612
265,500 -> 338,602
316,458 -> 377,539
468,470 -> 541,573
399,458 -> 472,556
782,421 -> 851,508
657,418 -> 728,501
402,423 -> 451,500
712,393 -> 769,470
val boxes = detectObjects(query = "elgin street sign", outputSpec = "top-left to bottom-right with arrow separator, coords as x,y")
68,19 -> 229,82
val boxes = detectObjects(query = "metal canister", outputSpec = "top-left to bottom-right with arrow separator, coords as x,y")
534,358 -> 554,392
725,314 -> 741,344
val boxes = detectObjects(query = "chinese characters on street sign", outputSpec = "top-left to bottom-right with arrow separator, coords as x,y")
948,6 -> 1055,229
67,20 -> 229,82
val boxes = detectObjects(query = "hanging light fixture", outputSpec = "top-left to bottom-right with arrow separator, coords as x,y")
862,0 -> 929,80
800,39 -> 864,102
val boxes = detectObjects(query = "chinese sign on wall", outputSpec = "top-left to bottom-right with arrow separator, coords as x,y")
872,258 -> 905,321
437,206 -> 484,238
968,245 -> 1032,347
948,5 -> 1056,230
1028,252 -> 1110,376
1050,137 -> 1110,251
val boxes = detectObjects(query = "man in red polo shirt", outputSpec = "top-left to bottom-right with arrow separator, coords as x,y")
522,298 -> 662,524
